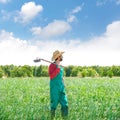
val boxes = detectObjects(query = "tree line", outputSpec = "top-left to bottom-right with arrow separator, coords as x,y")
0,64 -> 120,78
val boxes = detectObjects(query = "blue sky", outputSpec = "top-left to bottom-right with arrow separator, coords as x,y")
0,0 -> 120,66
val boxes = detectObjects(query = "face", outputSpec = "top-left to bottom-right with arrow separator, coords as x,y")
58,55 -> 63,61
55,55 -> 63,62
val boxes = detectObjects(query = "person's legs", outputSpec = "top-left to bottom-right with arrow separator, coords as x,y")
50,88 -> 59,119
61,106 -> 68,119
59,89 -> 68,118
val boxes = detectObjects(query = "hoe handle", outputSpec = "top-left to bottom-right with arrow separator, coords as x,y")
34,58 -> 65,67
40,58 -> 52,64
41,58 -> 65,67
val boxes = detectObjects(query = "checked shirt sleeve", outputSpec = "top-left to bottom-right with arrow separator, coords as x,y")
48,63 -> 60,80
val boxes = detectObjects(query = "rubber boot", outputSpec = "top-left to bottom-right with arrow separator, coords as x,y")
50,110 -> 55,120
61,106 -> 68,119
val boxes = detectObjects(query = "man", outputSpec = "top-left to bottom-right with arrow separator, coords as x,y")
48,50 -> 68,119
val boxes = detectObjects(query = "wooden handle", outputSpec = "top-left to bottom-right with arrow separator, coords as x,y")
34,58 -> 65,67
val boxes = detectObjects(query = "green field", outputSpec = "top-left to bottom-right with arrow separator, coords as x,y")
0,77 -> 120,120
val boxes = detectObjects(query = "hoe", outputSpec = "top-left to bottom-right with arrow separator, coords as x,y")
34,58 -> 52,64
33,58 -> 64,67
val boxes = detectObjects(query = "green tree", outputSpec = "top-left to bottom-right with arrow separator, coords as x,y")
65,65 -> 74,77
16,66 -> 26,77
41,66 -> 48,77
81,69 -> 88,77
71,67 -> 79,77
92,66 -> 101,75
112,66 -> 120,76
2,65 -> 14,77
107,69 -> 113,78
36,65 -> 42,77
23,65 -> 33,77
87,68 -> 98,77
10,66 -> 18,77
0,67 -> 4,78
103,67 -> 110,77
15,65 -> 33,77
99,67 -> 104,77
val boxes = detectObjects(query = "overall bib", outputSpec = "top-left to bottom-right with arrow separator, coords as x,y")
50,65 -> 68,117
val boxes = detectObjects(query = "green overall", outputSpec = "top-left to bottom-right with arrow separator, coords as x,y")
50,66 -> 68,116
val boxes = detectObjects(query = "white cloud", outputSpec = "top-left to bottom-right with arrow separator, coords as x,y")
0,0 -> 10,3
106,21 -> 120,37
67,15 -> 76,23
67,5 -> 83,23
0,20 -> 120,66
116,0 -> 120,5
96,0 -> 107,6
0,30 -> 40,65
71,6 -> 82,14
31,20 -> 71,38
0,10 -> 13,21
15,2 -> 43,23
96,0 -> 120,6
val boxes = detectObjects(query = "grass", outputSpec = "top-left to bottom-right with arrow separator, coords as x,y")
0,77 -> 120,120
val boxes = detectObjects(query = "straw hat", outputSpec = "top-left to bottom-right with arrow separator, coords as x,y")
52,50 -> 64,61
